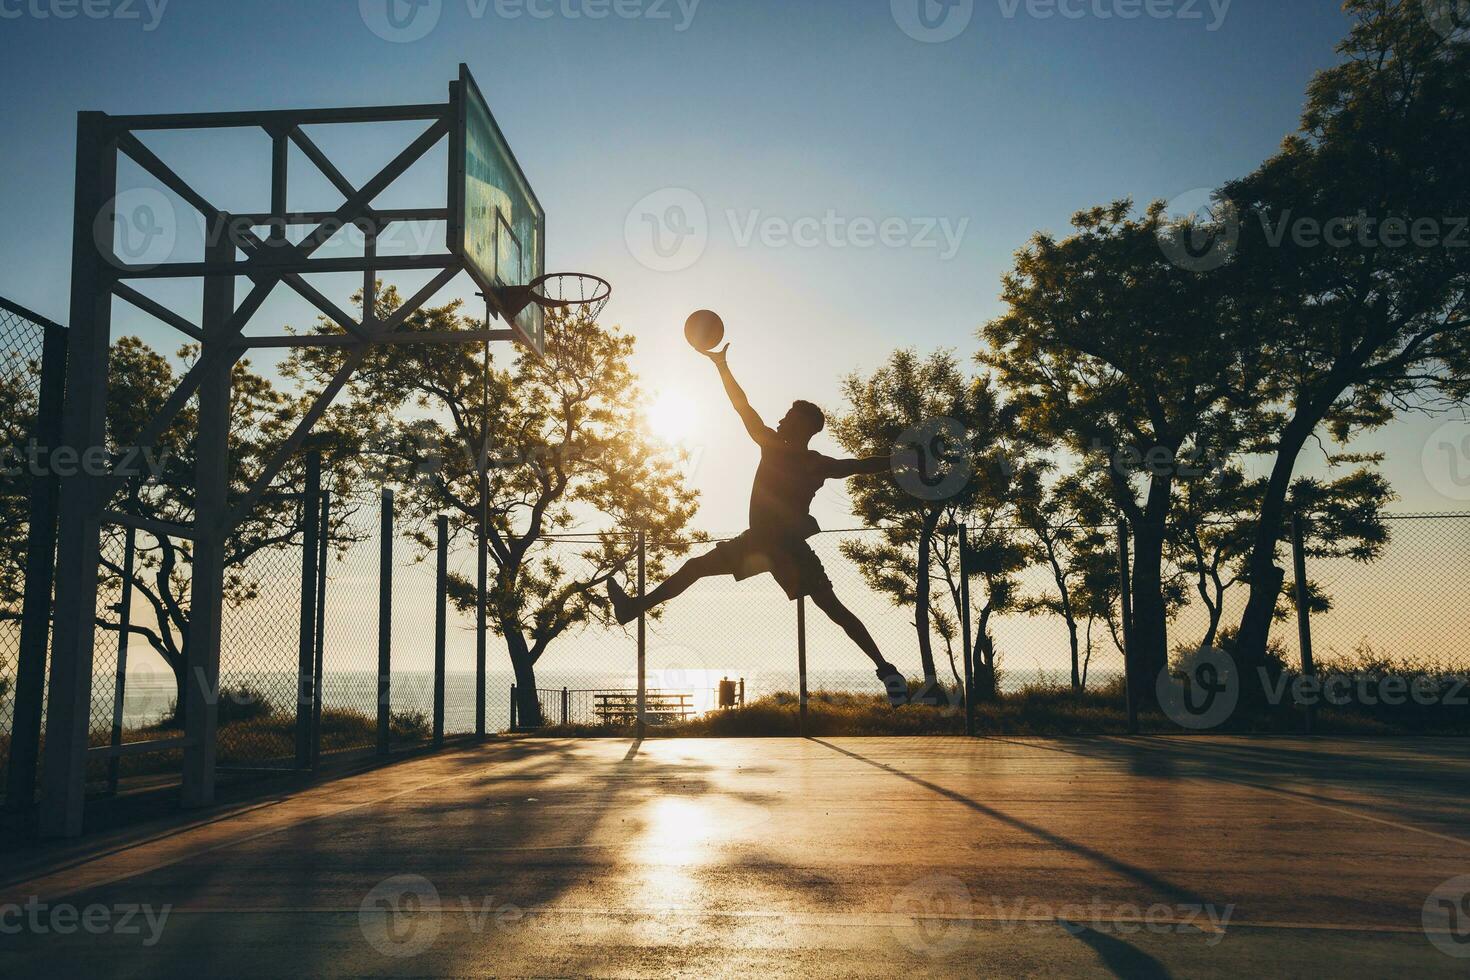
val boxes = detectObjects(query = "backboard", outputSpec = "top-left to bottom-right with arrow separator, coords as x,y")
448,64 -> 546,355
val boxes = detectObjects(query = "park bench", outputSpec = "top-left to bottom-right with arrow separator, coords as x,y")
593,690 -> 693,726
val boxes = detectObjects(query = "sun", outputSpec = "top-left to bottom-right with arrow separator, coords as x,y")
645,390 -> 698,446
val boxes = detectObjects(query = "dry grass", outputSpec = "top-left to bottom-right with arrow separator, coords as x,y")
529,674 -> 1470,738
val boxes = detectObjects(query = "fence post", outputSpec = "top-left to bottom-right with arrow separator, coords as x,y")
476,472 -> 488,739
562,688 -> 569,725
434,514 -> 448,746
180,228 -> 234,809
106,525 -> 137,794
797,597 -> 809,736
510,685 -> 517,731
959,525 -> 975,737
1117,520 -> 1138,734
311,491 -> 330,771
377,489 -> 393,756
636,531 -> 646,738
294,452 -> 321,769
39,113 -> 117,836
1291,512 -> 1318,734
7,320 -> 67,812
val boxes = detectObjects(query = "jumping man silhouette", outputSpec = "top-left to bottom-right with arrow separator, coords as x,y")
608,343 -> 908,701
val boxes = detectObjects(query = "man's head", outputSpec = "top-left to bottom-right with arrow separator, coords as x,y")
777,400 -> 825,443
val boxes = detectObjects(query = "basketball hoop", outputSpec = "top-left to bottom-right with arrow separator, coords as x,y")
493,272 -> 612,323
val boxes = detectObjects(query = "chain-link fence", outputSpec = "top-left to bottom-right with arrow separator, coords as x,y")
57,500 -> 1468,784
0,298 -> 62,807
1289,513 -> 1470,670
498,515 -> 1470,728
7,405 -> 1470,800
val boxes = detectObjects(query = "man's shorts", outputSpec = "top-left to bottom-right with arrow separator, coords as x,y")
706,529 -> 832,601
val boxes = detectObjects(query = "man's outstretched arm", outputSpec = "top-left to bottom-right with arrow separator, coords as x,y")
823,455 -> 892,479
703,345 -> 778,447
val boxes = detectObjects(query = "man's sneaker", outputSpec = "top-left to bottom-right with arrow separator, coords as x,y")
607,579 -> 638,625
876,663 -> 907,707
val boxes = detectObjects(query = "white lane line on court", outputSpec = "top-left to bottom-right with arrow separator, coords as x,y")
1192,774 -> 1470,848
78,906 -> 1450,937
2,739 -> 603,905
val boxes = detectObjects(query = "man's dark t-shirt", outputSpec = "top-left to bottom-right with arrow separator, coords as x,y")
701,437 -> 845,601
748,440 -> 842,538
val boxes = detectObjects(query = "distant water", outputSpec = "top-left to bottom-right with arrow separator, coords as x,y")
92,666 -> 1124,731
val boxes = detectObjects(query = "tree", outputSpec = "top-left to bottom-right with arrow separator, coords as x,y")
99,337 -> 368,714
1168,467 -> 1261,650
831,349 -> 1021,688
957,495 -> 1030,699
1059,477 -> 1133,690
292,293 -> 699,727
1227,0 -> 1470,663
0,357 -> 37,616
1013,470 -> 1098,691
1168,461 -> 1394,651
981,201 -> 1268,702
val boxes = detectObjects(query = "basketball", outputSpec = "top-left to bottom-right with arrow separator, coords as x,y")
684,309 -> 725,352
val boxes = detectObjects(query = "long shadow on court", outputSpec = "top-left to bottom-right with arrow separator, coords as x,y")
806,738 -> 1202,978
807,737 -> 1215,909
987,736 -> 1470,839
1066,924 -> 1174,980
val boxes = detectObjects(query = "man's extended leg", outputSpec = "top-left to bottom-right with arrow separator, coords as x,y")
607,550 -> 726,625
808,587 -> 885,666
809,587 -> 907,704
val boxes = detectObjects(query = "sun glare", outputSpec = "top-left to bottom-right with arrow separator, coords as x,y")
646,390 -> 698,446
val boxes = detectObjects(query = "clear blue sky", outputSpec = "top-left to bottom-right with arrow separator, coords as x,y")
1,0 -> 1452,528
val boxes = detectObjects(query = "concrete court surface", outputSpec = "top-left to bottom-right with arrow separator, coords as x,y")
2,736 -> 1468,978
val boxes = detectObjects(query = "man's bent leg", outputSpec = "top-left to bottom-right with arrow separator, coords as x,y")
609,550 -> 726,624
642,551 -> 726,609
